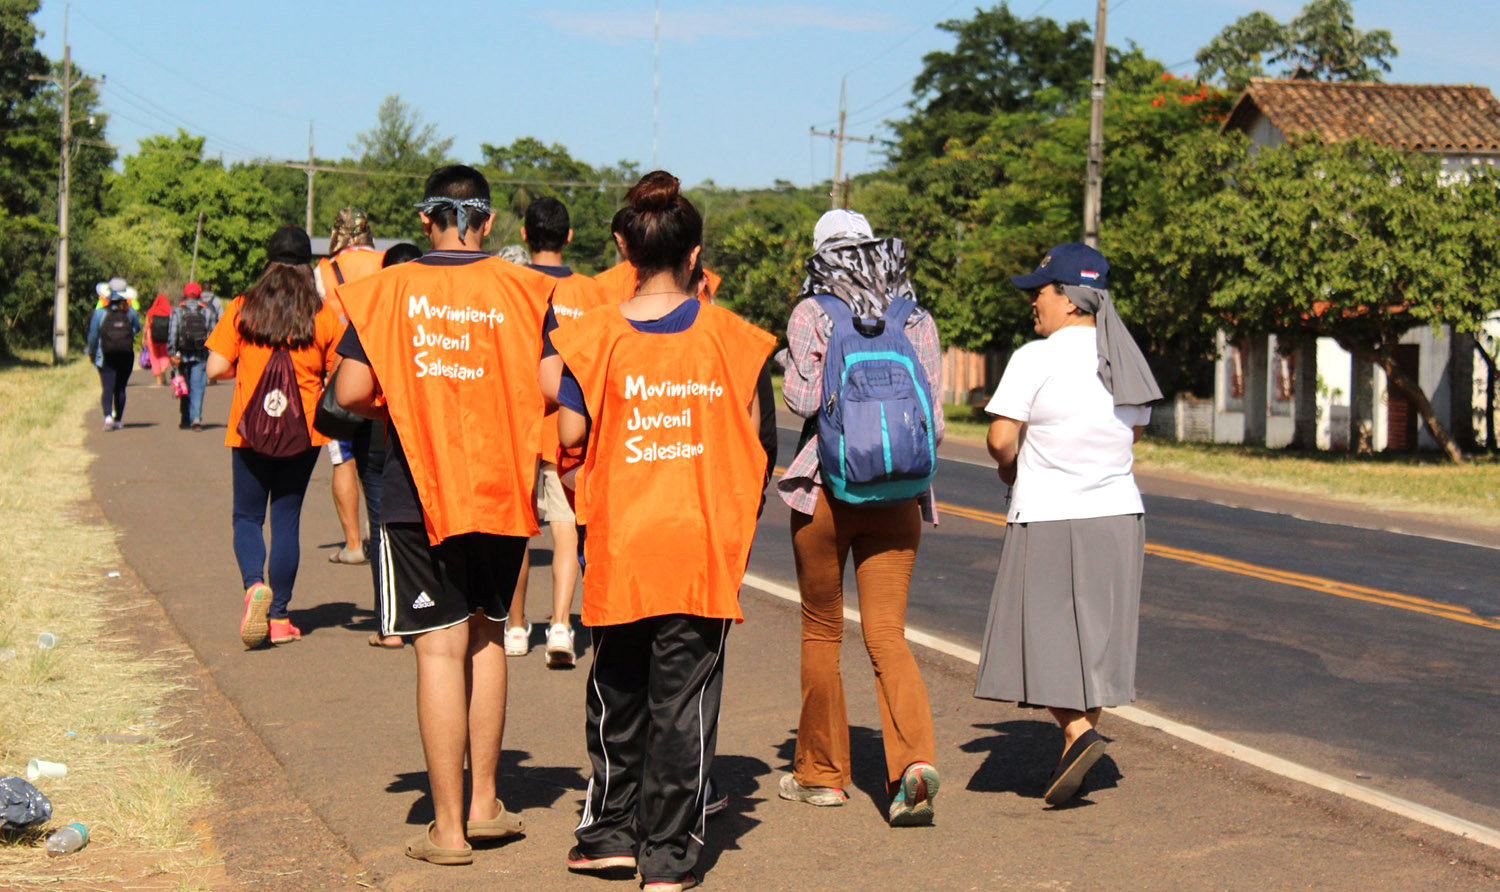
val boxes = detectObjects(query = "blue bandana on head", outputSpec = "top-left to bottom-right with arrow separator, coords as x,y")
414,196 -> 493,242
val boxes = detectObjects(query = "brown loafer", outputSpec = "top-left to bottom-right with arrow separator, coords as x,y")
405,821 -> 472,865
465,800 -> 524,840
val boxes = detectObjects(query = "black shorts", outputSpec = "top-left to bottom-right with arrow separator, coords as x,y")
377,522 -> 527,636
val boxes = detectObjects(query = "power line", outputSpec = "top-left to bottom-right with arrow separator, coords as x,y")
67,5 -> 305,123
846,0 -> 967,75
100,80 -> 274,161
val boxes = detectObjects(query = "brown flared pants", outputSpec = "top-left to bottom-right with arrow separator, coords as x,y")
789,491 -> 936,794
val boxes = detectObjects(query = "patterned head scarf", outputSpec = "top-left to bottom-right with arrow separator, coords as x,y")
415,196 -> 493,242
799,235 -> 916,320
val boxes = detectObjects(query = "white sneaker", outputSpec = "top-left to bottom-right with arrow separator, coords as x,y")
545,623 -> 575,668
503,622 -> 531,656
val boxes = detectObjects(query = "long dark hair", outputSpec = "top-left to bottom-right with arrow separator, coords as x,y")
237,262 -> 320,348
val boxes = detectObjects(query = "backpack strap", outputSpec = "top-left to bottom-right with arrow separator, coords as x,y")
881,297 -> 918,330
810,293 -> 852,325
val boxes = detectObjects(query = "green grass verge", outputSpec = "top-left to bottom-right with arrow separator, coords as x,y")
0,351 -> 217,889
1131,436 -> 1500,529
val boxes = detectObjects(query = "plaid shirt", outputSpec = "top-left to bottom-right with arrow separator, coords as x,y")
776,297 -> 944,523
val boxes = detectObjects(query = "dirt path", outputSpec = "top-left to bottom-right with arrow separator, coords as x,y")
87,378 -> 1499,891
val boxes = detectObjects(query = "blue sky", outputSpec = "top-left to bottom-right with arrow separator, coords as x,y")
32,1 -> 1500,188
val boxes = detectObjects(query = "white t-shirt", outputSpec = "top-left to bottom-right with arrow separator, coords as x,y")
985,326 -> 1151,524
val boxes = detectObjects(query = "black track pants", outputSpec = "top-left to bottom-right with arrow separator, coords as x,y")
575,614 -> 729,883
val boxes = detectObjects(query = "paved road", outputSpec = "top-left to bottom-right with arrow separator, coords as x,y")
86,379 -> 1500,890
750,426 -> 1500,830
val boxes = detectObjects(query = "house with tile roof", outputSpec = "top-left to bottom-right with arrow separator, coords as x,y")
1199,80 -> 1500,453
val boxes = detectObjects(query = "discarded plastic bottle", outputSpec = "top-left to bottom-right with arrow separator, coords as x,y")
44,823 -> 88,857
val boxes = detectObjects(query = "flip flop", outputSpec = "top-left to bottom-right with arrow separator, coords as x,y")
466,799 -> 524,841
1044,729 -> 1106,806
405,821 -> 472,865
367,633 -> 404,649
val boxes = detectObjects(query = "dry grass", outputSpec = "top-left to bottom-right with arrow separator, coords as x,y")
0,352 -> 218,889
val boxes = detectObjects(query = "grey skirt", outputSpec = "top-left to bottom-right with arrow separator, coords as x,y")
973,514 -> 1145,712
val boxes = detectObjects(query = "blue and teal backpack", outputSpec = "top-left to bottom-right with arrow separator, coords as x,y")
811,294 -> 936,504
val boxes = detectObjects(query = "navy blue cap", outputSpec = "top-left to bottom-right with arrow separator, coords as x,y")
1010,242 -> 1109,290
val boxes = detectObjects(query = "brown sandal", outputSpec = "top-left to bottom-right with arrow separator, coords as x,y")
405,821 -> 472,865
466,799 -> 524,840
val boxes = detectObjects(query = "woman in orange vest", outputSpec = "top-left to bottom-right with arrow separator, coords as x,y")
205,226 -> 343,649
550,172 -> 772,892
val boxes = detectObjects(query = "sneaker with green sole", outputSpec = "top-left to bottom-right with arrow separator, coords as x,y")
888,762 -> 940,827
239,584 -> 272,649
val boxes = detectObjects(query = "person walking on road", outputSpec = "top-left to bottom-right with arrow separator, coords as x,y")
85,282 -> 141,431
167,281 -> 218,430
776,209 -> 945,826
333,166 -> 557,867
317,207 -> 385,567
205,226 -> 342,650
975,242 -> 1162,806
504,196 -> 608,667
144,293 -> 175,385
550,172 -> 773,891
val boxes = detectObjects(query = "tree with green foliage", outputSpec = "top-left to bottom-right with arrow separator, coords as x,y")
479,137 -> 638,272
1188,140 -> 1492,461
339,94 -> 453,240
105,132 -> 276,299
894,3 -> 1148,167
0,0 -> 113,354
1196,0 -> 1397,91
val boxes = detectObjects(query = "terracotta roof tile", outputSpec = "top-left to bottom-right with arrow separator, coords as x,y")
1224,80 -> 1500,154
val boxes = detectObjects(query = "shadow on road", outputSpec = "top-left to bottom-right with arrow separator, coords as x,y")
290,600 -> 373,635
960,720 -> 1122,806
696,753 -> 771,877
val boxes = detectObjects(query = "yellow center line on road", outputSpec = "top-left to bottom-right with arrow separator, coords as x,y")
769,466 -> 1500,631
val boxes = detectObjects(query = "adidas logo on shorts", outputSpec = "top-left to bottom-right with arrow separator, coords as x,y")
412,591 -> 436,609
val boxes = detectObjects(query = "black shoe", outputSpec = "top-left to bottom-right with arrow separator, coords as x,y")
1044,729 -> 1106,806
704,776 -> 729,817
566,846 -> 636,874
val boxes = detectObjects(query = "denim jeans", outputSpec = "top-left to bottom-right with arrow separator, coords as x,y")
177,358 -> 207,425
230,447 -> 320,619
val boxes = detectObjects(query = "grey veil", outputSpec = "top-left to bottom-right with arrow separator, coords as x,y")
1059,284 -> 1163,407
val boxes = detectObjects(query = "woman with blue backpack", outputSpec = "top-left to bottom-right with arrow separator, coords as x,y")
776,209 -> 945,826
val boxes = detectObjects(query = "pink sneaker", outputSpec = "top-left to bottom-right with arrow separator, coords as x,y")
239,584 -> 271,648
268,618 -> 302,644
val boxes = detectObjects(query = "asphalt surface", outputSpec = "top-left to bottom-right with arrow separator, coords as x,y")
85,377 -> 1500,890
752,425 -> 1500,830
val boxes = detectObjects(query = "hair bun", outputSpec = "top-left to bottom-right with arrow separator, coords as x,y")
626,170 -> 680,213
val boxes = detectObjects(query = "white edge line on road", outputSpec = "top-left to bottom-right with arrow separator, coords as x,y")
741,571 -> 1500,852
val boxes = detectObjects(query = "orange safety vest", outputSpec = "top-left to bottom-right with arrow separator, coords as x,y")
541,272 -> 610,463
550,302 -> 774,626
593,261 -> 721,303
336,256 -> 556,544
318,247 -> 386,319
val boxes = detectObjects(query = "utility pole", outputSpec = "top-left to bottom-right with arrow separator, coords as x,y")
189,211 -> 204,282
809,77 -> 875,210
304,121 -> 315,235
32,4 -> 77,362
1082,0 -> 1108,248
652,0 -> 660,168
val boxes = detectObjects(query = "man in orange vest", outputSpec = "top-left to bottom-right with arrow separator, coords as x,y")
503,196 -> 609,667
334,165 -> 556,867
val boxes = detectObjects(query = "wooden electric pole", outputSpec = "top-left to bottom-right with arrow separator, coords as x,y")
31,4 -> 78,362
189,211 -> 204,282
304,122 -> 315,235
810,77 -> 875,210
1082,0 -> 1108,248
